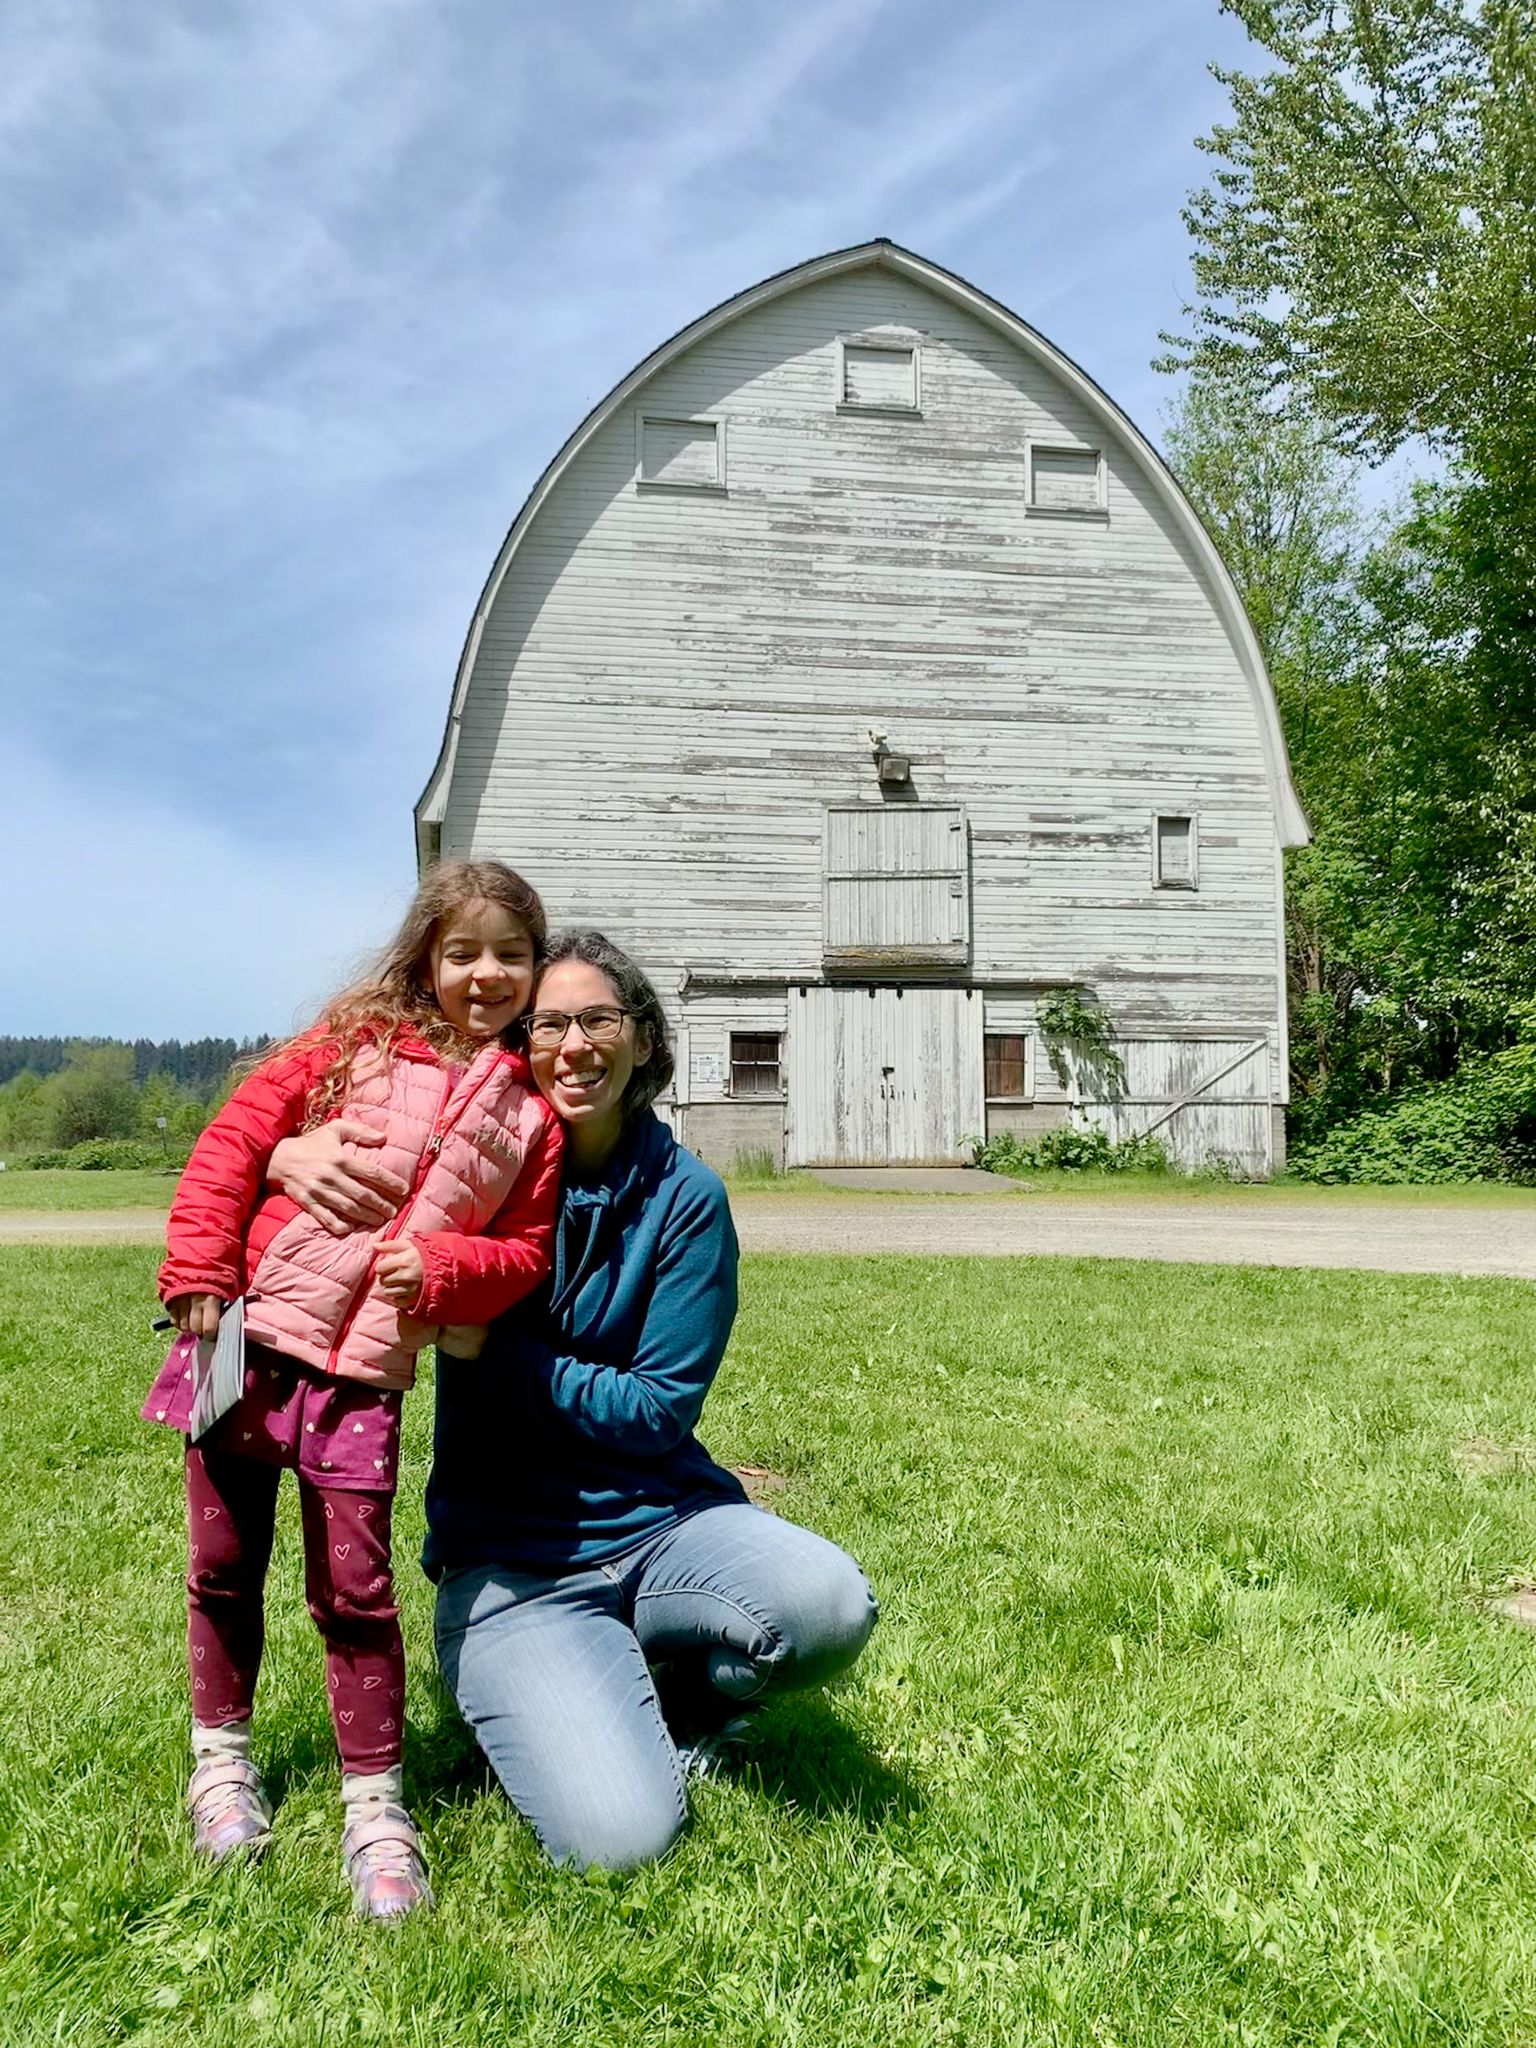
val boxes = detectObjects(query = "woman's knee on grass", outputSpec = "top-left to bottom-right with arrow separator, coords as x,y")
530,1766 -> 687,1874
715,1542 -> 878,1702
774,1548 -> 877,1692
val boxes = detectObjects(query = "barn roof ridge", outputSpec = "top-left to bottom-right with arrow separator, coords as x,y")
416,240 -> 1309,857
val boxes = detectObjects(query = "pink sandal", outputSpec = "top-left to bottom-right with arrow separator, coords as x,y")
342,1807 -> 434,1921
188,1757 -> 273,1861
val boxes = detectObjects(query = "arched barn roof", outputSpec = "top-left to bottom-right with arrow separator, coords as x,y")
416,240 -> 1310,859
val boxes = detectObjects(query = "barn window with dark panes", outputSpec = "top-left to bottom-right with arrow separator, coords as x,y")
730,1033 -> 782,1097
984,1034 -> 1029,1099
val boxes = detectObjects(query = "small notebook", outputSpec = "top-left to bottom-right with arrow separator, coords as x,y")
189,1295 -> 247,1443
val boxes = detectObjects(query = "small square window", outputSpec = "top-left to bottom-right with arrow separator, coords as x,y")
637,415 -> 725,491
1028,443 -> 1105,516
1155,814 -> 1197,889
838,340 -> 919,413
730,1033 -> 782,1098
984,1033 -> 1030,1100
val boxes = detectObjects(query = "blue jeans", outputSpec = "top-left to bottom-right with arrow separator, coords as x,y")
433,1503 -> 877,1871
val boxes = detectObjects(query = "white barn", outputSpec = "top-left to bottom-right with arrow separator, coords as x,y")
416,241 -> 1308,1176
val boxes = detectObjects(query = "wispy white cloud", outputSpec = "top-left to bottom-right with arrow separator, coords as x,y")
1,8 -> 432,377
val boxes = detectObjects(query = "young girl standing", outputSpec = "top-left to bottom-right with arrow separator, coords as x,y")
143,859 -> 562,1919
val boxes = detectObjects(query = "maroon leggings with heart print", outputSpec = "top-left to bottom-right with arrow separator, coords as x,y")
185,1444 -> 404,1772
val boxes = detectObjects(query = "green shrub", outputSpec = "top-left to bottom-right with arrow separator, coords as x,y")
1290,1042 -> 1536,1184
19,1137 -> 189,1172
970,1125 -> 1172,1176
727,1146 -> 782,1182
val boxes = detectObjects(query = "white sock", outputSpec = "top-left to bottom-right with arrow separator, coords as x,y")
192,1720 -> 251,1767
342,1766 -> 405,1827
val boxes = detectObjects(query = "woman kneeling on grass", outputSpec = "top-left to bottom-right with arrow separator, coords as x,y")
271,929 -> 877,1872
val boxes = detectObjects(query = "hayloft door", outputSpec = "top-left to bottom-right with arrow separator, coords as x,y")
786,987 -> 981,1166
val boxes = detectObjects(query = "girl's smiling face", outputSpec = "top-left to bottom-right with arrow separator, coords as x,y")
430,899 -> 536,1038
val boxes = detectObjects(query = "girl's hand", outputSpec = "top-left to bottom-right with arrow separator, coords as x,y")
169,1293 -> 222,1341
268,1122 -> 409,1237
374,1241 -> 425,1309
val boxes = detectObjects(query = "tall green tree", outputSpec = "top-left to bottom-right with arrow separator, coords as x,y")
1163,371 -> 1357,736
1164,372 -> 1402,1120
36,1045 -> 139,1149
1345,487 -> 1536,1035
1171,0 -> 1536,481
1172,2 -> 1536,774
1168,1 -> 1536,1148
135,1070 -> 211,1149
0,1071 -> 51,1153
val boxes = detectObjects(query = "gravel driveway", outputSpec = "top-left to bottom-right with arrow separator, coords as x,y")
5,1193 -> 1532,1279
732,1191 -> 1536,1279
0,1211 -> 171,1242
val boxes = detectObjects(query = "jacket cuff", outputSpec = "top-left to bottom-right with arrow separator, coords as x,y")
410,1234 -> 452,1321
158,1262 -> 240,1306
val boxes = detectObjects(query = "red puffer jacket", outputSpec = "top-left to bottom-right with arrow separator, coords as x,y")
159,1031 -> 562,1388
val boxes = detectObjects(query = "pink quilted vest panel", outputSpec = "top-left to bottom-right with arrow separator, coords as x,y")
244,1045 -> 546,1389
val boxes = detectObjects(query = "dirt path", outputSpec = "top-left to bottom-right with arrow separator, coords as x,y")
3,1198 -> 1532,1279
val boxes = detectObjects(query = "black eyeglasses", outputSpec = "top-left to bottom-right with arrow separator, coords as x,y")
522,1005 -> 632,1049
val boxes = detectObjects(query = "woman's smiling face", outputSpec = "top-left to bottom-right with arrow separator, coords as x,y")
526,958 -> 651,1156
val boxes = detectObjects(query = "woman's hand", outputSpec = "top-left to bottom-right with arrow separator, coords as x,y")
169,1293 -> 222,1341
374,1240 -> 425,1309
267,1121 -> 409,1237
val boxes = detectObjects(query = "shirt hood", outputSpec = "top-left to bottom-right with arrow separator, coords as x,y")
551,1112 -> 674,1314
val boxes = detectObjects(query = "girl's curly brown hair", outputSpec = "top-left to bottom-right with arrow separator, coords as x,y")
257,860 -> 547,1126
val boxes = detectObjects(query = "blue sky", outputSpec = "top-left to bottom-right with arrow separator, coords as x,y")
3,0 -> 1275,1039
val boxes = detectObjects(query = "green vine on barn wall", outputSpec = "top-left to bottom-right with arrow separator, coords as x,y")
1037,989 -> 1125,1099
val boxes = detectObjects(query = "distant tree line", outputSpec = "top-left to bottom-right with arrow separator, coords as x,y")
0,1036 -> 267,1093
0,1038 -> 270,1159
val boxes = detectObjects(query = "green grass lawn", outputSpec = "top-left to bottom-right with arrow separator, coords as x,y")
6,1248 -> 1536,2044
0,1169 -> 181,1211
9,1163 -> 1536,1217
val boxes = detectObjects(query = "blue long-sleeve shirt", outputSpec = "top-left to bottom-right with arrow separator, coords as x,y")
423,1112 -> 747,1575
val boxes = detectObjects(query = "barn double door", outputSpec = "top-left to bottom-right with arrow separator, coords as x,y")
786,987 -> 982,1166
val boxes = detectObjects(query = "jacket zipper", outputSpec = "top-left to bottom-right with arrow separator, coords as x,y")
323,1056 -> 507,1372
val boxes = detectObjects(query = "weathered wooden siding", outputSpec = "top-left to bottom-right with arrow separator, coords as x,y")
437,259 -> 1291,1162
1084,1037 -> 1274,1176
675,992 -> 786,1103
